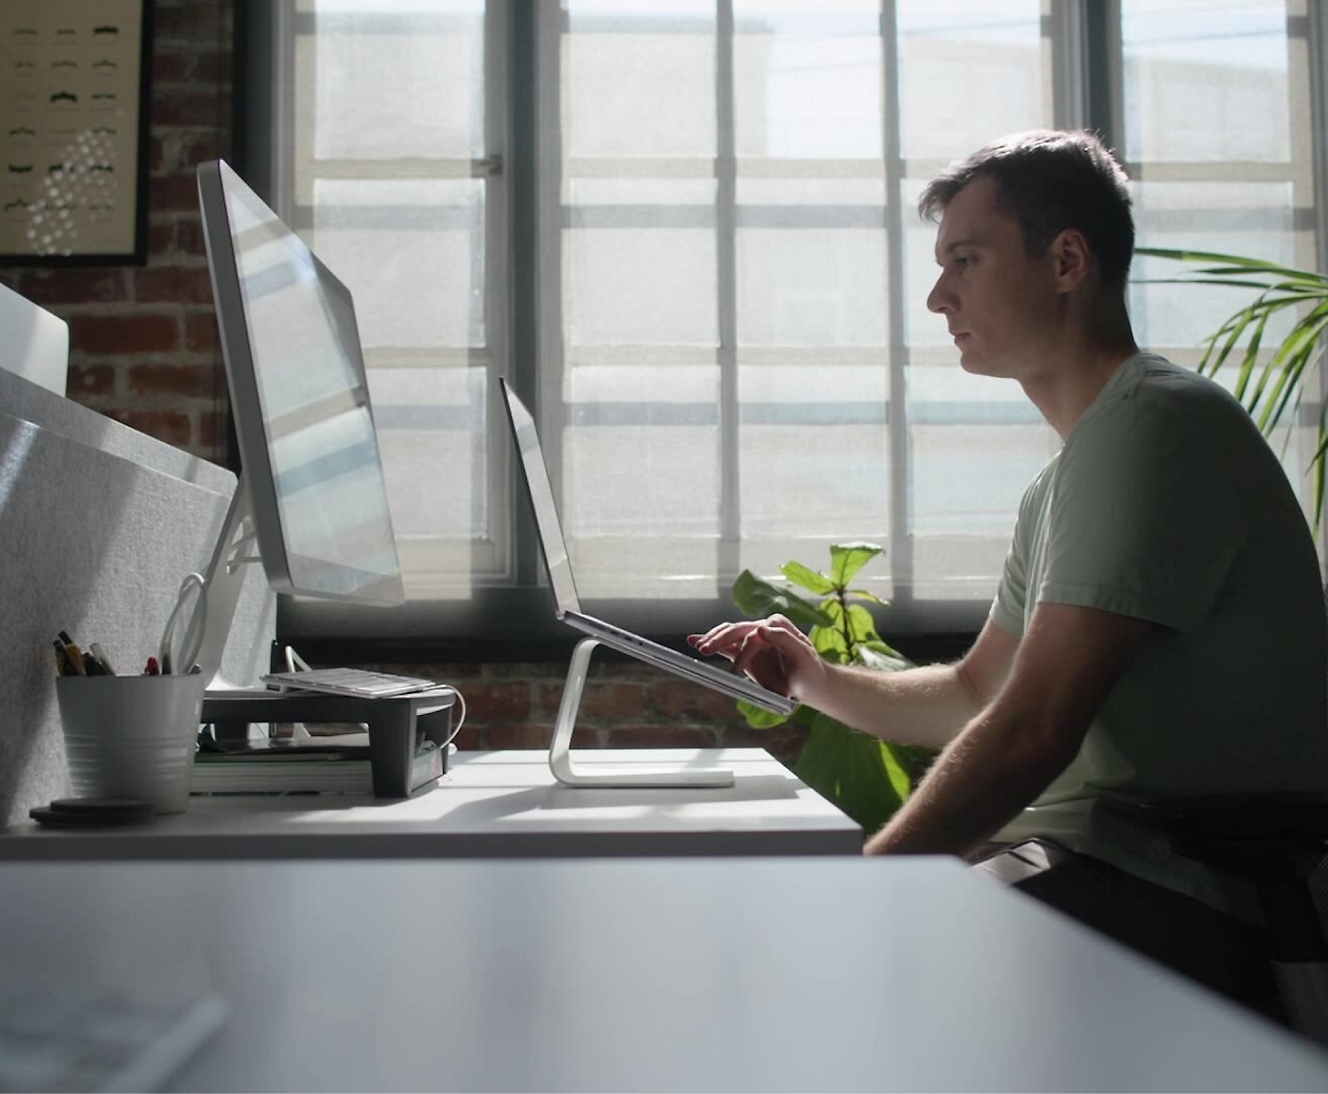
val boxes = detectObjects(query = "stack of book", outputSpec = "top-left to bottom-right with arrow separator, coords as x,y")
191,734 -> 445,796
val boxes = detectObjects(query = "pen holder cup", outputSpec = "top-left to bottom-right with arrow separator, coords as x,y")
56,673 -> 207,815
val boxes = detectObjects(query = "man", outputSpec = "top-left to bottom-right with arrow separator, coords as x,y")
691,129 -> 1328,1009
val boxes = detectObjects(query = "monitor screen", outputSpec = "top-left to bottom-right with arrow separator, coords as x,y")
198,160 -> 405,604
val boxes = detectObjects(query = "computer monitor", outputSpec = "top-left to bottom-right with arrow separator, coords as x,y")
190,160 -> 404,686
0,281 -> 69,396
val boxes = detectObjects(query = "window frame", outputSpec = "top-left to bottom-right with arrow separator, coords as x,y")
234,0 -> 1328,665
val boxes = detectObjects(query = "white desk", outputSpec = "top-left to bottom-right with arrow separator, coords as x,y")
0,749 -> 861,859
4,855 -> 1327,1091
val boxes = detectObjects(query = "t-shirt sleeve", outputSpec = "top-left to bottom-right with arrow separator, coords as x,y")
1036,398 -> 1247,632
990,470 -> 1044,638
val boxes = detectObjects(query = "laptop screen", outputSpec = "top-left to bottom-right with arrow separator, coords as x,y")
500,379 -> 582,617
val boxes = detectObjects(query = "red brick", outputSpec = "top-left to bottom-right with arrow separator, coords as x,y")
450,723 -> 484,751
71,314 -> 179,355
605,726 -> 718,749
149,134 -> 166,173
539,681 -> 645,720
153,50 -> 188,85
149,174 -> 204,214
65,363 -> 115,398
148,221 -> 175,256
198,408 -> 229,453
487,723 -> 597,750
177,216 -> 208,257
133,265 -> 215,304
179,132 -> 225,168
184,312 -> 219,352
128,362 -> 219,399
459,683 -> 532,721
649,680 -> 747,720
153,3 -> 231,47
154,87 -> 229,129
105,409 -> 192,448
17,268 -> 127,306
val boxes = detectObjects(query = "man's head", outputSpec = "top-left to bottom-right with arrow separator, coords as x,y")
920,129 -> 1134,293
920,130 -> 1135,379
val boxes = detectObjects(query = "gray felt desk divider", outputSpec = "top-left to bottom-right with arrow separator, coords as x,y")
0,369 -> 275,824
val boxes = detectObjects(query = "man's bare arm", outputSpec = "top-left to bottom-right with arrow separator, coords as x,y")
690,616 -> 1019,752
863,602 -> 1154,856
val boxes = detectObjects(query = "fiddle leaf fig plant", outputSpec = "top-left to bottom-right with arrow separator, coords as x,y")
730,542 -> 929,835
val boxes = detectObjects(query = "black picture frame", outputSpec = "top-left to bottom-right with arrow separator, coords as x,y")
0,0 -> 154,266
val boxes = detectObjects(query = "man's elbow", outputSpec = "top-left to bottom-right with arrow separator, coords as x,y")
993,705 -> 1086,781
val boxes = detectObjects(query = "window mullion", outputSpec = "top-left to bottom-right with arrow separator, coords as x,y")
716,0 -> 739,579
880,1 -> 912,607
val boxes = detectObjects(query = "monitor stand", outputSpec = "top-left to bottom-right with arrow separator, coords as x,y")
549,638 -> 735,788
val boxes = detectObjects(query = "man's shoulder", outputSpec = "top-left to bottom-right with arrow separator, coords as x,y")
1070,351 -> 1261,458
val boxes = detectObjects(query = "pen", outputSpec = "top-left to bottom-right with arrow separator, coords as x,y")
56,631 -> 86,675
52,639 -> 73,677
90,643 -> 116,676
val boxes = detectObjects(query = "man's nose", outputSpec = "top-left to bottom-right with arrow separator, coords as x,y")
926,274 -> 951,315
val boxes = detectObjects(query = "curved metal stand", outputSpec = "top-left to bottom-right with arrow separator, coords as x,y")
549,638 -> 734,788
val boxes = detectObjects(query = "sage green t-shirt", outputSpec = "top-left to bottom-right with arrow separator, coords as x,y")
991,351 -> 1328,919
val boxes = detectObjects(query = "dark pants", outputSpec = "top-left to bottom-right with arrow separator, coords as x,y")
972,840 -> 1284,1024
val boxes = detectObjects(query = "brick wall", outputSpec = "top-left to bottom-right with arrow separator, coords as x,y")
368,659 -> 808,766
0,0 -> 810,767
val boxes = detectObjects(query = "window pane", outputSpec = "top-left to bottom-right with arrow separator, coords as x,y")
1122,0 -> 1291,163
295,3 -> 485,166
897,0 -> 1047,162
290,1 -> 496,599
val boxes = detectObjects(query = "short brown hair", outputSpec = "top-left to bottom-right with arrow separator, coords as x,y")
918,129 -> 1134,289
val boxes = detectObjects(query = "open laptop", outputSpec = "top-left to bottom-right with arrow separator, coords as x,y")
500,378 -> 797,722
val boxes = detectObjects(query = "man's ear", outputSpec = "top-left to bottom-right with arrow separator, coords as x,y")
1049,228 -> 1092,292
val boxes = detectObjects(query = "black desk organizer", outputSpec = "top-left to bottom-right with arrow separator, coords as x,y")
200,688 -> 456,798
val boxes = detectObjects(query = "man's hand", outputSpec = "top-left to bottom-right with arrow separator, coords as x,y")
688,614 -> 829,706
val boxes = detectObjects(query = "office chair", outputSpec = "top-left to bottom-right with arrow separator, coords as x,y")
1131,794 -> 1328,1046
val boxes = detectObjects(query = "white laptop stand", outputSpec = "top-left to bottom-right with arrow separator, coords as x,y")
550,638 -> 735,788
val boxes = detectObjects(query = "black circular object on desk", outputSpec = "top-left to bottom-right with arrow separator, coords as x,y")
30,797 -> 156,827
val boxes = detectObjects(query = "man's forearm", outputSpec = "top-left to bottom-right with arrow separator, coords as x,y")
862,702 -> 1077,856
809,661 -> 983,751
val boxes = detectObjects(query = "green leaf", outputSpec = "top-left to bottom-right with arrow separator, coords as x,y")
731,570 -> 833,629
857,643 -> 911,672
828,542 -> 883,587
809,621 -> 849,663
736,700 -> 791,729
793,708 -> 910,834
847,588 -> 886,605
844,602 -> 880,646
780,561 -> 835,595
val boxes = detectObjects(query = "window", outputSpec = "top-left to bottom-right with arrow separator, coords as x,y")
263,0 -> 1325,648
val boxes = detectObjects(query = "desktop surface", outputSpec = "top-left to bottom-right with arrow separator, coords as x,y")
3,854 -> 1326,1092
0,749 -> 861,859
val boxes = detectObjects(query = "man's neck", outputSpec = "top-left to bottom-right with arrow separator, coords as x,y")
1019,306 -> 1138,439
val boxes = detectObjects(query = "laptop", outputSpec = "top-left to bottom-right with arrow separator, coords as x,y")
500,378 -> 797,719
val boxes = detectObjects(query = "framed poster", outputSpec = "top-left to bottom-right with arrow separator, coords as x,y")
0,0 -> 153,265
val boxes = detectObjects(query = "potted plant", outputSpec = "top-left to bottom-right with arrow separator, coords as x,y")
729,542 -> 934,834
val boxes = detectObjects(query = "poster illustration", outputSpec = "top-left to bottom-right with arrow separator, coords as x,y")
0,0 -> 151,263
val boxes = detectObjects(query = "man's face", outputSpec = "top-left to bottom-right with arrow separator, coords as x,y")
926,176 -> 1059,378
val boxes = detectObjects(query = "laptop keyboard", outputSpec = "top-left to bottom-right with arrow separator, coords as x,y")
0,987 -> 226,1093
261,667 -> 441,698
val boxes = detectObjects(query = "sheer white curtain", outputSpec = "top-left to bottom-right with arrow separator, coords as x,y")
282,0 -> 1319,627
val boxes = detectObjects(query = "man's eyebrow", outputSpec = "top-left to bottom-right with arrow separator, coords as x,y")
934,238 -> 979,262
